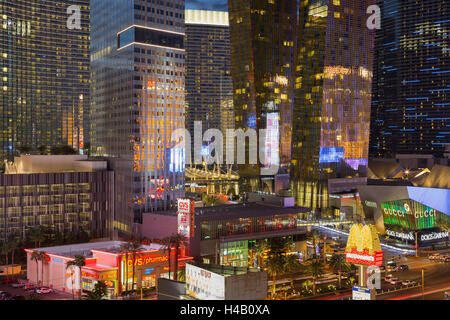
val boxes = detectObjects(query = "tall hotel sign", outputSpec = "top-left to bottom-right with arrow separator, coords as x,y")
177,199 -> 195,252
345,224 -> 383,267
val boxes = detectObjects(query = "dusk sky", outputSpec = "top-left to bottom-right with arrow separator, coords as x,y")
186,0 -> 228,11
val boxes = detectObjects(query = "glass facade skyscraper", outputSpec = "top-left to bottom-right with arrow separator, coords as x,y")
369,0 -> 450,158
291,0 -> 374,211
185,10 -> 234,151
90,0 -> 185,234
0,1 -> 90,164
228,0 -> 297,183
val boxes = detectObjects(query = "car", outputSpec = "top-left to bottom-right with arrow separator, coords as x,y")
384,274 -> 393,282
386,265 -> 398,272
35,287 -> 53,294
398,264 -> 409,271
439,255 -> 449,262
379,265 -> 386,271
443,256 -> 450,262
389,277 -> 401,285
402,280 -> 417,286
0,291 -> 13,300
429,254 -> 440,260
10,282 -> 25,288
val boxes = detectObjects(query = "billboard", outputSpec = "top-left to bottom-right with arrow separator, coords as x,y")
382,199 -> 449,230
185,263 -> 225,300
177,199 -> 195,248
346,224 -> 383,266
352,286 -> 375,300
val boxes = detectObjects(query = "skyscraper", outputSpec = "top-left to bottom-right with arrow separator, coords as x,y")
0,1 -> 90,164
228,0 -> 297,187
185,10 -> 234,152
90,0 -> 185,234
369,0 -> 450,158
291,0 -> 374,212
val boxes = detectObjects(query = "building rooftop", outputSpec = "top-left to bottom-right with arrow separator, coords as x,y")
29,241 -> 164,258
187,262 -> 263,277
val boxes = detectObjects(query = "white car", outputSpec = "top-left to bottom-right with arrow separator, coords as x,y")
389,277 -> 400,285
384,274 -> 393,282
428,254 -> 440,260
35,287 -> 53,294
402,280 -> 416,286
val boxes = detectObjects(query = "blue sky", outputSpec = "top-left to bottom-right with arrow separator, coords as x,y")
186,0 -> 228,11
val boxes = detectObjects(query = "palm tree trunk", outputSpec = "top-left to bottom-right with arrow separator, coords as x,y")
272,273 -> 276,297
338,271 -> 342,289
36,261 -> 39,285
132,254 -> 136,292
125,253 -> 129,293
79,266 -> 82,299
174,244 -> 179,281
5,253 -> 9,280
313,277 -> 316,295
41,261 -> 44,286
167,247 -> 171,279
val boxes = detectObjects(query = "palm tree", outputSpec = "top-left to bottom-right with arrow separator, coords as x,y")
39,252 -> 49,286
254,239 -> 269,269
28,227 -> 45,248
1,241 -> 10,279
161,236 -> 174,279
329,254 -> 351,289
30,251 -> 41,285
119,241 -> 133,293
308,260 -> 325,295
171,234 -> 188,281
307,230 -> 321,262
266,254 -> 285,298
172,234 -> 184,281
284,254 -> 304,290
66,255 -> 85,299
128,238 -> 144,292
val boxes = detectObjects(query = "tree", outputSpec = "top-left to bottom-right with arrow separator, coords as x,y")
329,254 -> 351,289
86,281 -> 108,300
50,145 -> 78,155
37,145 -> 47,155
128,238 -> 144,292
28,227 -> 45,248
119,241 -> 133,293
308,260 -> 325,295
30,251 -> 44,285
161,236 -> 174,279
171,234 -> 188,281
266,254 -> 285,298
307,230 -> 321,262
254,239 -> 269,269
0,241 -> 10,279
284,254 -> 304,290
66,255 -> 86,299
17,146 -> 32,154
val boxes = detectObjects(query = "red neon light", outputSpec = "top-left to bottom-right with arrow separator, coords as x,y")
345,248 -> 383,266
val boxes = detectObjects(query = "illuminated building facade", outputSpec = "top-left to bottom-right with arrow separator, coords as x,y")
90,0 -> 185,234
185,10 -> 234,151
228,0 -> 297,180
291,0 -> 374,212
370,0 -> 450,158
0,1 -> 90,163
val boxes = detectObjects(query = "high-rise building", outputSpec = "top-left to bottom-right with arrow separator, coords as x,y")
90,0 -> 186,235
228,0 -> 297,185
369,0 -> 450,158
0,1 -> 90,164
185,10 -> 234,152
291,0 -> 375,212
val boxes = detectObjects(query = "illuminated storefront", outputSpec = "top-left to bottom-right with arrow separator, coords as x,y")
359,185 -> 450,247
26,241 -> 193,298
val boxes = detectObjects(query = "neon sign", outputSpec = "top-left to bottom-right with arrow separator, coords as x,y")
381,199 -> 448,230
346,224 -> 383,266
126,255 -> 168,267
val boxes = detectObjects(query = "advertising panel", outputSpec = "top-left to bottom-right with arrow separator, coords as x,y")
381,199 -> 449,230
352,286 -> 374,300
177,198 -> 195,240
185,263 -> 225,300
346,224 -> 383,266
